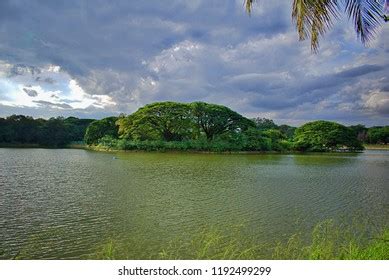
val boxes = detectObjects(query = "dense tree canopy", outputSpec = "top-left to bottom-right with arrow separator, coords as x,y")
116,101 -> 255,142
117,102 -> 193,141
349,124 -> 369,142
84,117 -> 118,145
0,115 -> 94,147
191,102 -> 255,140
367,126 -> 389,144
252,118 -> 278,131
0,103 -> 384,152
294,120 -> 364,151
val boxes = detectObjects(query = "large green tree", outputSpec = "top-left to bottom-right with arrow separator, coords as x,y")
117,102 -> 193,141
84,117 -> 118,145
191,102 -> 255,140
252,117 -> 278,130
294,120 -> 364,151
245,0 -> 387,51
367,126 -> 389,144
64,117 -> 95,142
116,101 -> 255,142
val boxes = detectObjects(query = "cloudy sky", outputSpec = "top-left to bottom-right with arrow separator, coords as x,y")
0,0 -> 388,126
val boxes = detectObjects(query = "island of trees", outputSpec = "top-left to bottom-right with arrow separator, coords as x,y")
1,101 -> 388,152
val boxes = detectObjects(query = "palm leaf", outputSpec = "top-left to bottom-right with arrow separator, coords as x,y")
245,0 -> 256,16
292,0 -> 340,52
245,0 -> 385,51
344,0 -> 383,45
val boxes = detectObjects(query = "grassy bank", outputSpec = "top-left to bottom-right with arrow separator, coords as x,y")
3,220 -> 387,260
365,144 -> 389,150
91,220 -> 389,260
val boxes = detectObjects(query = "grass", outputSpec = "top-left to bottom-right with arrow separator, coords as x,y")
91,220 -> 389,260
3,220 -> 387,260
364,144 -> 389,150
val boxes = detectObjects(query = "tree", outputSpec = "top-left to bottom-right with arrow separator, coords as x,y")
0,115 -> 95,146
279,124 -> 297,139
118,102 -> 193,141
245,0 -> 387,52
39,117 -> 71,147
294,120 -> 364,151
2,115 -> 40,143
84,117 -> 118,145
191,102 -> 255,140
252,117 -> 278,130
117,101 -> 256,142
367,126 -> 389,144
349,124 -> 368,142
64,117 -> 95,142
243,127 -> 272,151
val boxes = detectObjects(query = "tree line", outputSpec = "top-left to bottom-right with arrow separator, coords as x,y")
1,101 -> 387,151
0,115 -> 94,147
84,101 -> 388,152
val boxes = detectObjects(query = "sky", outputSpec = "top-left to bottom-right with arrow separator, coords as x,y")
0,0 -> 388,126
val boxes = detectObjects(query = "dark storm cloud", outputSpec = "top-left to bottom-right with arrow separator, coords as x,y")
9,64 -> 41,77
0,0 -> 388,125
35,76 -> 56,84
23,88 -> 38,97
33,100 -> 73,109
337,64 -> 385,78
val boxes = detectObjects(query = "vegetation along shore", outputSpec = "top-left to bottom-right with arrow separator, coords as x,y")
1,101 -> 388,152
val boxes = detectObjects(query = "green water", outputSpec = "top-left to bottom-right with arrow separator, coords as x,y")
0,148 -> 388,259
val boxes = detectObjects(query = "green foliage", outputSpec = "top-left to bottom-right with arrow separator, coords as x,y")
63,117 -> 94,141
367,126 -> 389,144
252,118 -> 278,130
242,127 -> 272,151
294,120 -> 364,152
0,115 -> 94,147
84,117 -> 118,145
116,101 -> 255,142
90,220 -> 389,260
349,124 -> 368,142
2,104 -> 384,152
118,102 -> 193,141
278,124 -> 296,139
191,102 -> 255,140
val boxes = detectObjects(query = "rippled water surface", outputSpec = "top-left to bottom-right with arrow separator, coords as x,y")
0,148 -> 388,259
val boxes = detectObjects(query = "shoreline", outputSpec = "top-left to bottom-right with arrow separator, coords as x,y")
84,145 -> 364,155
364,144 -> 389,150
2,143 -> 386,153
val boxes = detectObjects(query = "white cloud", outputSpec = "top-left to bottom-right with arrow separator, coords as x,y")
66,79 -> 116,109
362,90 -> 389,114
0,68 -> 116,110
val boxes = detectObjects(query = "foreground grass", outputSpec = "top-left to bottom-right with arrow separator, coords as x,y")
91,220 -> 389,260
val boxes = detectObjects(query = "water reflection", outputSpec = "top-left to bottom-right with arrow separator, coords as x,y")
0,149 -> 388,259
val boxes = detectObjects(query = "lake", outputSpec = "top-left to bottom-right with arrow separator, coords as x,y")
0,148 -> 388,259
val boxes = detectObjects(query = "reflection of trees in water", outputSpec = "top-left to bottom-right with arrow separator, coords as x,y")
292,153 -> 359,166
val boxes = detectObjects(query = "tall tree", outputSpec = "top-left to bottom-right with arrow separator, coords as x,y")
118,102 -> 193,141
191,102 -> 255,140
84,117 -> 119,145
294,120 -> 364,151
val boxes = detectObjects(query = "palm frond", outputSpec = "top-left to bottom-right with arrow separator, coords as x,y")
292,0 -> 340,52
245,0 -> 386,52
245,0 -> 257,16
344,0 -> 383,45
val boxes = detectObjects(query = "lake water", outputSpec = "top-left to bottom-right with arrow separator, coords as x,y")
0,148 -> 388,259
